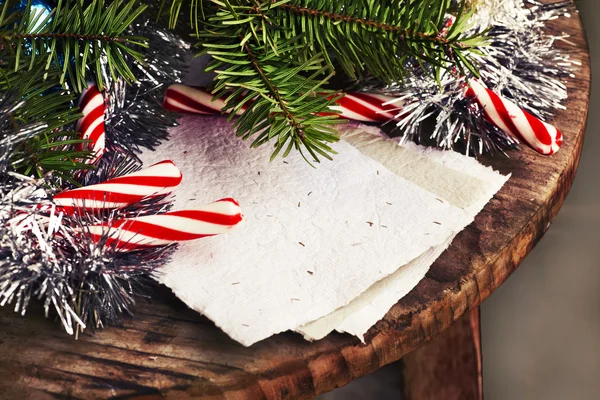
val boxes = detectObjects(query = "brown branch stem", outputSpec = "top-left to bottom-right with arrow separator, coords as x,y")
241,40 -> 306,139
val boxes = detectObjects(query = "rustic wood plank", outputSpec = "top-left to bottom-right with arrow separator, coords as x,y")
401,308 -> 483,400
0,3 -> 590,399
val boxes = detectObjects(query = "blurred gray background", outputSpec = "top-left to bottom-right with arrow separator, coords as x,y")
320,1 -> 599,398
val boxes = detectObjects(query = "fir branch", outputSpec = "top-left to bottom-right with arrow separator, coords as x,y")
204,33 -> 344,162
0,61 -> 92,181
0,0 -> 149,92
161,0 -> 485,161
276,3 -> 457,44
269,0 -> 481,82
241,40 -> 304,137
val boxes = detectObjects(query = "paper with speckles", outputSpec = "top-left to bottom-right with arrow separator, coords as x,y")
296,125 -> 510,341
140,117 -> 473,346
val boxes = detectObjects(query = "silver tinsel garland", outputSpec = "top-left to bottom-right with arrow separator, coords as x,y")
0,19 -> 190,335
381,0 -> 577,156
0,184 -> 176,335
101,21 -> 190,161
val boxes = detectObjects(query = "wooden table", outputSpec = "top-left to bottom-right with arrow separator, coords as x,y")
0,6 -> 591,400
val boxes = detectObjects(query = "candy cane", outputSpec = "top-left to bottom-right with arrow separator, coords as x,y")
77,83 -> 106,163
88,198 -> 244,250
466,79 -> 563,155
53,160 -> 182,214
163,84 -> 402,123
329,92 -> 401,123
163,84 -> 240,115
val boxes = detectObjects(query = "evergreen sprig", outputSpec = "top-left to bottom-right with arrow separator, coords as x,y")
1,62 -> 92,181
273,0 -> 483,82
0,0 -> 151,181
163,0 -> 485,162
0,0 -> 149,92
203,34 -> 345,163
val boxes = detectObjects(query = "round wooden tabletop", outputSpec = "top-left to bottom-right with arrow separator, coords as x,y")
0,5 -> 591,400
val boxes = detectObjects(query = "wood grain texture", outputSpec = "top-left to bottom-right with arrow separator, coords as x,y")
402,308 -> 483,400
0,5 -> 591,400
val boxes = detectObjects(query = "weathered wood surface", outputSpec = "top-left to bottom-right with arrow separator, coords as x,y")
402,308 -> 483,400
0,6 -> 590,400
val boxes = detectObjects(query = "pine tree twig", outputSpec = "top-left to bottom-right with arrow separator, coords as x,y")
0,0 -> 149,92
272,3 -> 465,47
158,0 -> 484,162
0,61 -> 92,181
241,39 -> 306,139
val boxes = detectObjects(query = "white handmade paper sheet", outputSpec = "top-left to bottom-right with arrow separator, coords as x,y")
296,125 -> 510,341
140,117 -> 471,346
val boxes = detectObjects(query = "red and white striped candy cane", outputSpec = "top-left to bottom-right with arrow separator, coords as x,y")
88,198 -> 244,250
163,84 -> 401,123
329,92 -> 400,123
77,83 -> 106,163
53,160 -> 182,215
466,79 -> 563,155
163,84 -> 241,116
